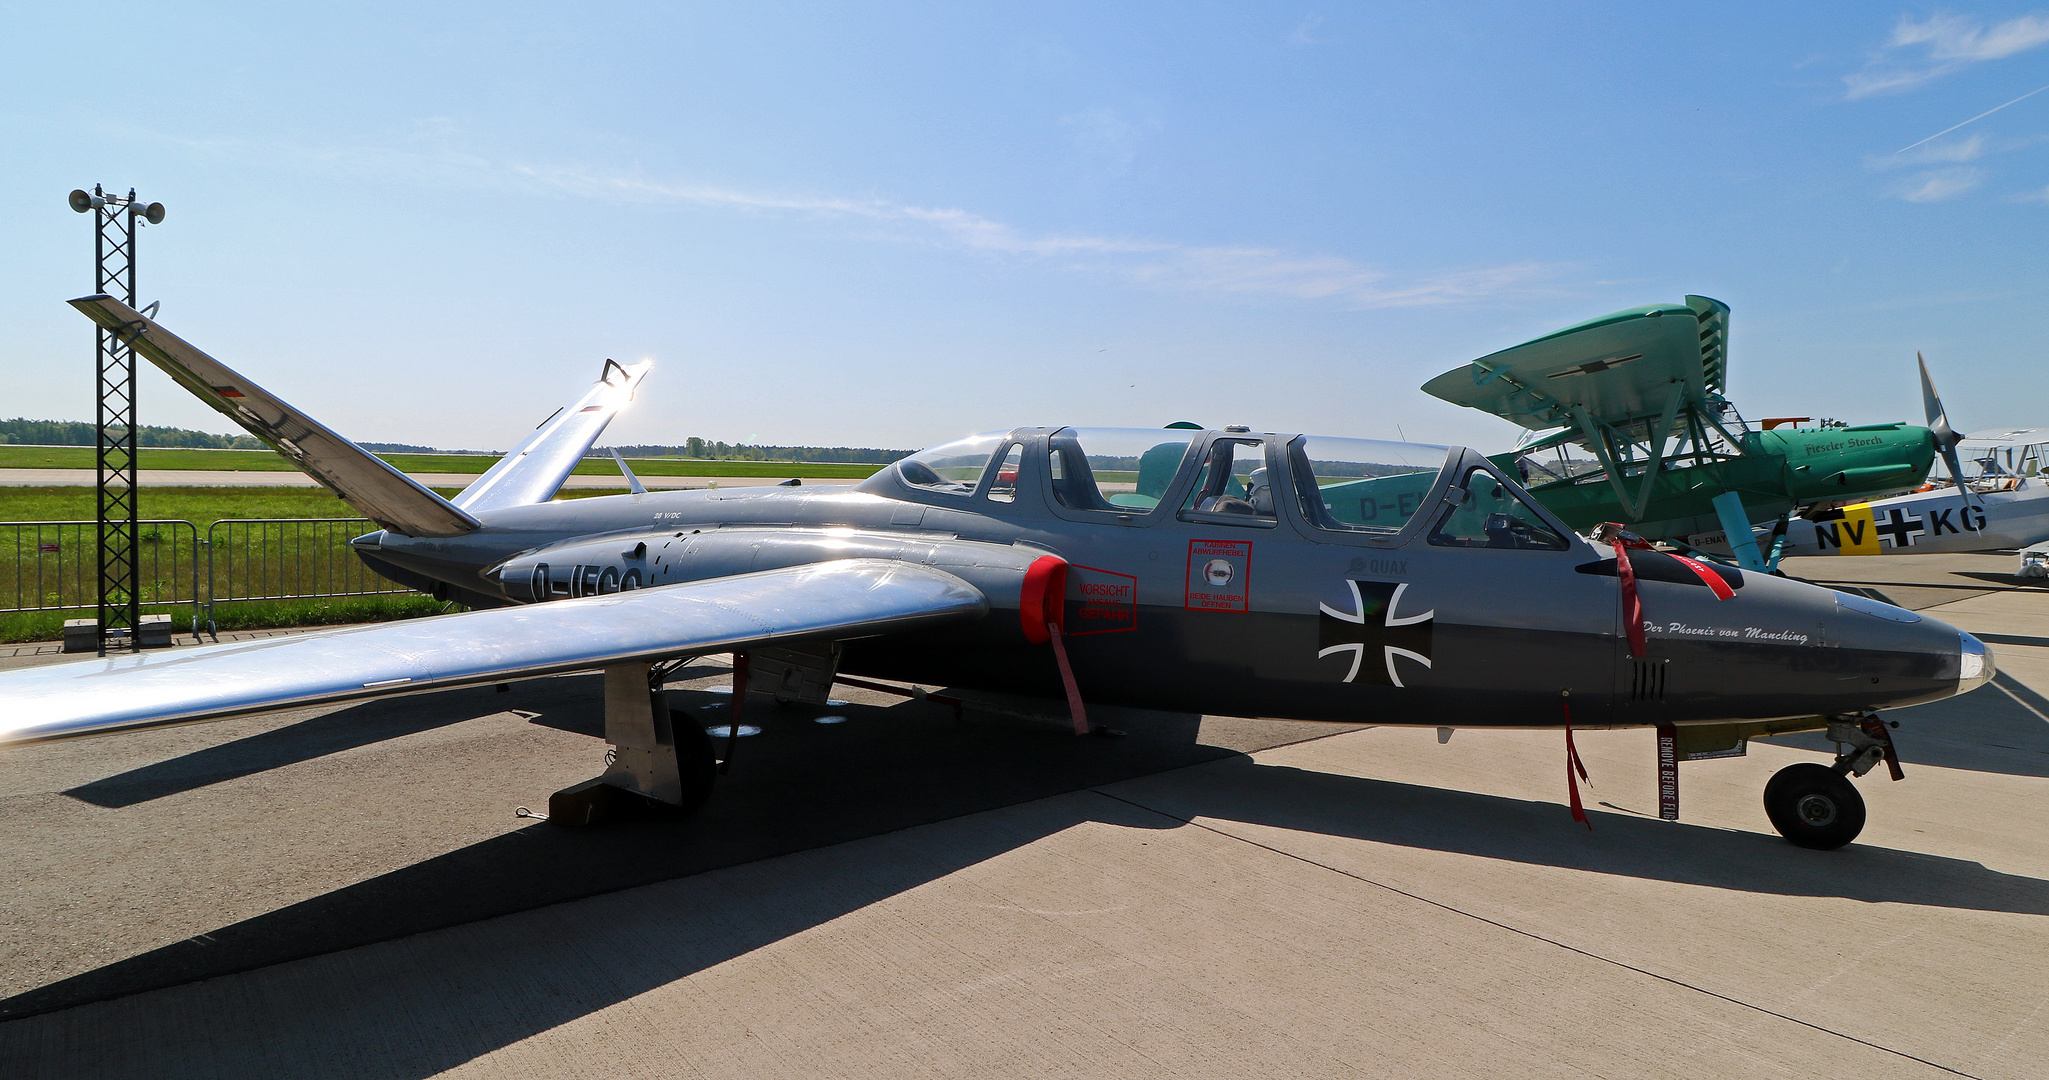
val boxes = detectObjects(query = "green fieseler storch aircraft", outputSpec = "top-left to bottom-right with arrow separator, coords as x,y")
1421,296 -> 1967,570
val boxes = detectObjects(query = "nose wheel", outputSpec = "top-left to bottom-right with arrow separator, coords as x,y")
1761,715 -> 1901,850
1763,763 -> 1866,849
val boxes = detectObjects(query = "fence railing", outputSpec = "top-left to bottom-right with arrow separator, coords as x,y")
1,520 -> 205,631
2,517 -> 409,635
205,517 -> 410,616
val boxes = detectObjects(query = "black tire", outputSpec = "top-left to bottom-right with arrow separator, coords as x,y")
666,708 -> 719,816
1762,763 -> 1866,850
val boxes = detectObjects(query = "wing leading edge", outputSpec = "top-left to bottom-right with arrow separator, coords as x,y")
1421,295 -> 1729,432
0,560 -> 987,745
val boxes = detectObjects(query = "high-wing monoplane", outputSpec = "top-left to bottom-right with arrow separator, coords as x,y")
1421,297 -> 1969,572
0,296 -> 1998,850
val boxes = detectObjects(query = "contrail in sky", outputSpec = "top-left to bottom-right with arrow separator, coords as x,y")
1897,82 -> 2049,154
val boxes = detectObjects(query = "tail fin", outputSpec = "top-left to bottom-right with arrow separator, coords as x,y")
69,295 -> 481,538
451,359 -> 652,513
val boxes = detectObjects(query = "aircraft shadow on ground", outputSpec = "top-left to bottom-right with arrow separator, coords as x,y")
1129,756 -> 2049,915
1764,671 -> 2049,779
60,666 -> 731,808
1950,572 -> 2049,589
4,685 -> 1222,1027
7,709 -> 2049,1077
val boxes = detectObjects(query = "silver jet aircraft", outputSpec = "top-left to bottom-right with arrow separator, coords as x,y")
0,296 -> 1999,850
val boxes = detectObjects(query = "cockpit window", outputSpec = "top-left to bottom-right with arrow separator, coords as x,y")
986,443 -> 1023,503
1048,428 -> 1198,513
1292,437 -> 1447,534
1428,466 -> 1570,550
1179,439 -> 1275,523
896,432 -> 1008,497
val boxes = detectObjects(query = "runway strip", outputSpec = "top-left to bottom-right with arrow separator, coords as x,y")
0,468 -> 799,489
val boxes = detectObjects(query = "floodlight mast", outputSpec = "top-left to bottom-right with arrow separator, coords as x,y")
68,186 -> 165,654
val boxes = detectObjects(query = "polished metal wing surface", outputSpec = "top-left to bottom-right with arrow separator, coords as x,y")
69,294 -> 481,538
451,359 -> 652,514
0,560 -> 987,744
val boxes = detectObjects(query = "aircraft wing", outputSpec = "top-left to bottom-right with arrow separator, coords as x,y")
0,559 -> 986,745
1422,295 -> 1729,432
1964,428 -> 2049,447
69,294 -> 481,538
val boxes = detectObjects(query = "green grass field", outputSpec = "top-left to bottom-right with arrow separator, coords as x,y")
0,445 -> 886,479
0,485 -> 636,522
0,595 -> 449,644
0,485 -> 645,643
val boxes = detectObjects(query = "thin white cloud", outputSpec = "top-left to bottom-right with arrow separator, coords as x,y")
1846,12 -> 2049,98
1845,66 -> 1951,99
1287,14 -> 1325,47
1059,106 -> 1146,174
1892,167 -> 1985,202
523,166 -> 1559,308
162,130 -> 1561,310
1894,12 -> 2049,61
1869,133 -> 1987,169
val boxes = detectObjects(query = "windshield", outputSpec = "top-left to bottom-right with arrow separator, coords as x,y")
1428,466 -> 1570,550
1049,428 -> 1199,512
895,431 -> 1009,496
1291,437 -> 1449,533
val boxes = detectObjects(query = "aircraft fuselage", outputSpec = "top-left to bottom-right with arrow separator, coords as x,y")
356,428 -> 1983,733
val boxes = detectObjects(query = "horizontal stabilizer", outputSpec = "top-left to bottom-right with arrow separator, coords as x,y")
454,359 -> 652,513
68,295 -> 480,538
0,559 -> 987,744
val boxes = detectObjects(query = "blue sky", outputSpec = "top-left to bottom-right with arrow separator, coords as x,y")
4,3 -> 2049,453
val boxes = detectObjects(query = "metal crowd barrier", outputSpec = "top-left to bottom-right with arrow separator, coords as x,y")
2,518 -> 409,636
0,519 -> 204,633
203,518 -> 409,631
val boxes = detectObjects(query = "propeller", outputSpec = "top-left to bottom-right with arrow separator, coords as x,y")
1919,352 -> 1976,503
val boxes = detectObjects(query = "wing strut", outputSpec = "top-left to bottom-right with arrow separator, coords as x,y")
1569,405 -> 1636,515
1627,382 -> 1688,521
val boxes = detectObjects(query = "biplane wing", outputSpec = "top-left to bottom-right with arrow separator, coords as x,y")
1422,295 -> 1729,433
1965,428 -> 2049,447
0,559 -> 987,745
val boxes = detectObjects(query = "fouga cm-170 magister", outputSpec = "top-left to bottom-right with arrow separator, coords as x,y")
0,297 -> 1997,849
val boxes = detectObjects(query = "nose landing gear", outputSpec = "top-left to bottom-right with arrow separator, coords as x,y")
1762,715 -> 1901,850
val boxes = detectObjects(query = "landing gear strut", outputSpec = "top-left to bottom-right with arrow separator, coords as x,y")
1762,715 -> 1900,850
547,662 -> 719,826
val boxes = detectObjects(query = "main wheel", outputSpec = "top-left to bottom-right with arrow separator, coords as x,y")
1762,763 -> 1866,850
670,708 -> 718,815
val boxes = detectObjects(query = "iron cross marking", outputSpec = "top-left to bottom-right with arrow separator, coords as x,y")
1318,580 -> 1434,687
1874,507 -> 1926,549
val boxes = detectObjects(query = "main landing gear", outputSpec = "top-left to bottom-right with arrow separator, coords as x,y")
1762,715 -> 1902,850
545,662 -> 721,826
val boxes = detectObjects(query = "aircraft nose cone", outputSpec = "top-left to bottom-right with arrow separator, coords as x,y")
1959,631 -> 1996,694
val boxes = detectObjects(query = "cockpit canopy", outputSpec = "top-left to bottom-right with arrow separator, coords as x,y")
874,427 -> 1569,549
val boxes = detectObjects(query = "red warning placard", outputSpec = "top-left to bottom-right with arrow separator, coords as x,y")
1066,564 -> 1137,635
1185,539 -> 1251,612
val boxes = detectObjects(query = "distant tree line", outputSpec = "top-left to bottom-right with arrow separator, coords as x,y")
598,440 -> 913,464
1,418 -> 452,454
0,418 -> 267,449
1,417 -> 906,463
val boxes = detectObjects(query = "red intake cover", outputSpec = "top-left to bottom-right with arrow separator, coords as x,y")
1019,555 -> 1069,643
